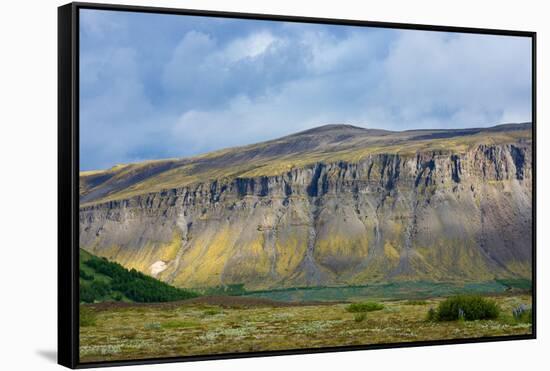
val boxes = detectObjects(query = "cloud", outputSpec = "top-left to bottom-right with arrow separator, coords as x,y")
159,29 -> 308,112
80,9 -> 127,41
223,31 -> 277,62
79,10 -> 532,170
374,31 -> 532,129
161,31 -> 217,92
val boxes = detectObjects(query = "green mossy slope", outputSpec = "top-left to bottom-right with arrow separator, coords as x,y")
79,249 -> 198,303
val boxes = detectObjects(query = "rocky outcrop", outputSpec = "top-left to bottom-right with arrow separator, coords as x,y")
80,141 -> 532,290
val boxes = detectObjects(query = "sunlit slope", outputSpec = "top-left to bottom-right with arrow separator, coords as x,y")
79,123 -> 533,290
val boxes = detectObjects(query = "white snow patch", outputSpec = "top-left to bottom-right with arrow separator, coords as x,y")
150,261 -> 167,276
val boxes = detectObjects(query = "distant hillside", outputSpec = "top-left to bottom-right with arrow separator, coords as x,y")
79,123 -> 532,290
79,249 -> 198,303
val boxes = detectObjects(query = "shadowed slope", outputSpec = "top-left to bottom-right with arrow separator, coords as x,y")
80,123 -> 531,206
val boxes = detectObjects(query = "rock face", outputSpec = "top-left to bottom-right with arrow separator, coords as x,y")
79,124 -> 533,289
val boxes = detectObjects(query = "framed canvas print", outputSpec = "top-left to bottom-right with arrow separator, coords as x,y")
58,2 -> 536,368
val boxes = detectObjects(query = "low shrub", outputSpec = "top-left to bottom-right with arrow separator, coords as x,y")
203,308 -> 222,316
346,301 -> 384,313
426,307 -> 438,321
80,281 -> 109,303
433,295 -> 500,321
405,300 -> 428,305
79,284 -> 96,304
354,313 -> 367,322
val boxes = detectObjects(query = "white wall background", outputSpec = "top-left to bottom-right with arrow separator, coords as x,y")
0,0 -> 546,369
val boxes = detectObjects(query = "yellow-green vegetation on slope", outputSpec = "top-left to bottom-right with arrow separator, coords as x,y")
79,294 -> 532,362
80,124 -> 532,206
85,232 -> 186,278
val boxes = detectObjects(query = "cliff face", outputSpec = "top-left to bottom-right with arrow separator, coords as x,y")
79,127 -> 533,289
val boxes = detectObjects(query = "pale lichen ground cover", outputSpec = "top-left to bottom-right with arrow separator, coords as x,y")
80,294 -> 532,363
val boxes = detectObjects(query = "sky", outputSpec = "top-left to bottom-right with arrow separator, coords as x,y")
79,9 -> 532,171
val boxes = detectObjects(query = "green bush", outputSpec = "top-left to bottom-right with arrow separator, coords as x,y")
202,308 -> 222,316
82,254 -> 198,303
79,269 -> 94,281
346,301 -> 384,313
80,280 -> 110,303
354,313 -> 367,322
426,307 -> 438,321
434,295 -> 500,321
79,283 -> 95,303
405,300 -> 428,305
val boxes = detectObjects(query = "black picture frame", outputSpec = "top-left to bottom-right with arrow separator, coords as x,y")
58,2 -> 537,369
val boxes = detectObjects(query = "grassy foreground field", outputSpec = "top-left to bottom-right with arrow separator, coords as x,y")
80,294 -> 532,363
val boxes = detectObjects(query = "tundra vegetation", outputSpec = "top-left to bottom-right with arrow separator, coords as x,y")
79,293 -> 532,362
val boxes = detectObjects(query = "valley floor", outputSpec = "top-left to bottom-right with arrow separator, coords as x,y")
79,294 -> 532,363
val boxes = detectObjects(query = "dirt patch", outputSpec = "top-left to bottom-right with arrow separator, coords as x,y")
85,295 -> 345,311
183,295 -> 343,308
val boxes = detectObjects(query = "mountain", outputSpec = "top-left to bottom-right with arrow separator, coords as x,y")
79,249 -> 198,303
79,123 -> 533,290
